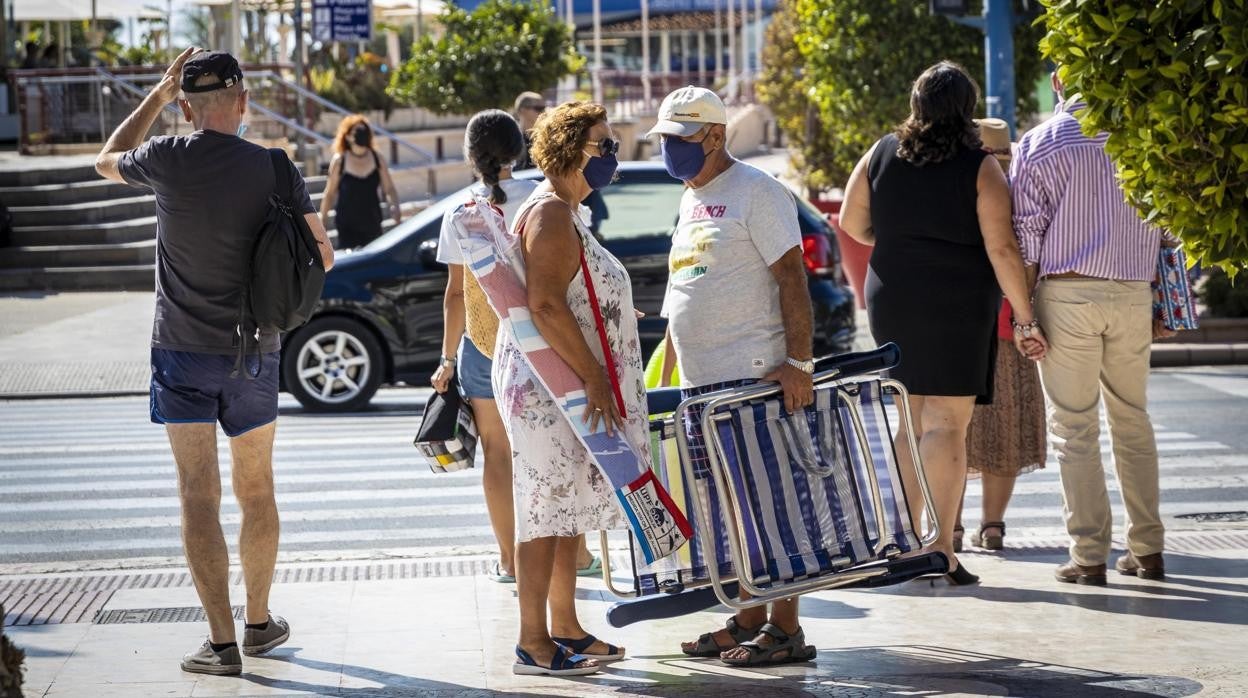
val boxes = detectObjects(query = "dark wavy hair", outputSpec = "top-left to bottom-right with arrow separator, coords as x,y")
895,61 -> 983,167
464,109 -> 526,205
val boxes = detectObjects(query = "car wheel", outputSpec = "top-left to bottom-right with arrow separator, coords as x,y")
282,316 -> 384,412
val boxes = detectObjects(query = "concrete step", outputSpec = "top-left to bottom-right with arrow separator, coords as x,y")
0,179 -> 137,207
0,163 -> 98,188
10,187 -> 331,228
11,217 -> 157,246
0,264 -> 154,291
0,240 -> 156,269
11,195 -> 156,227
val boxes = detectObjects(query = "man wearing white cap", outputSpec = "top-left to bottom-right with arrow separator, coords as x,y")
652,86 -> 817,666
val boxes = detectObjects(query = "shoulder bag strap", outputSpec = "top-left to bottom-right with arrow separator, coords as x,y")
578,240 -> 627,418
269,148 -> 294,205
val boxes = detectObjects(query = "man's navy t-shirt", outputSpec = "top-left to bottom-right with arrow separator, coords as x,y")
119,130 -> 316,354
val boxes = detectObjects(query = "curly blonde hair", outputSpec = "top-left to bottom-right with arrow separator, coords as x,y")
528,101 -> 608,178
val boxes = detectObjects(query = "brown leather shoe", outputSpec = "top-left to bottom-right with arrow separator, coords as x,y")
1055,559 -> 1107,585
1115,551 -> 1165,580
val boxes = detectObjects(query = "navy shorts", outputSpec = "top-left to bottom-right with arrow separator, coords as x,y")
150,348 -> 280,437
457,336 -> 495,400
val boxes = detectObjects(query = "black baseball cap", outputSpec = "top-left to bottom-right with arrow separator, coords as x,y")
180,51 -> 243,93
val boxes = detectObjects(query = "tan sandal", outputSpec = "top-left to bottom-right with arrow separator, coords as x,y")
972,521 -> 1006,550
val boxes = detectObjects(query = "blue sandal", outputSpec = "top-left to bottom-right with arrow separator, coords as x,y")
551,633 -> 626,662
513,644 -> 599,676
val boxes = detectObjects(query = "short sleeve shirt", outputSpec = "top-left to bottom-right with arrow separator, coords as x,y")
661,161 -> 802,387
119,131 -> 316,354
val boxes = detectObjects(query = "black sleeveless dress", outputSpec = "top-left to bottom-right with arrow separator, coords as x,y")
334,151 -> 384,249
864,133 -> 999,403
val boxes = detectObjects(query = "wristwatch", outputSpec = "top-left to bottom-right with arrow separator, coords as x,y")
785,356 -> 815,374
439,355 -> 457,368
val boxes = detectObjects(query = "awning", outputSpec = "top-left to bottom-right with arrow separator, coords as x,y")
12,0 -> 164,21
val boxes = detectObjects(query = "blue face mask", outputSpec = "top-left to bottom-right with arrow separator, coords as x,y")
236,123 -> 248,138
662,135 -> 707,181
581,152 -> 619,190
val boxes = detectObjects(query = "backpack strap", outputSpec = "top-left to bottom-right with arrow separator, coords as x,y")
269,148 -> 294,206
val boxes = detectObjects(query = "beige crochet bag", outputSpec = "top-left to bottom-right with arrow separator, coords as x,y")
463,270 -> 499,359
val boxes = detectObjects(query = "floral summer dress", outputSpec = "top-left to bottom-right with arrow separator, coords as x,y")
492,191 -> 646,541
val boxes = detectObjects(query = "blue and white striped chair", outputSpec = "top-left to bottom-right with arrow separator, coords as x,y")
603,344 -> 948,626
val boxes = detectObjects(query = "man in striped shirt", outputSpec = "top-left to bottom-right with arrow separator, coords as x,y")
1011,75 -> 1169,585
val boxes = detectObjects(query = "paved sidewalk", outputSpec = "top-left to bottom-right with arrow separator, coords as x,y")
5,538 -> 1247,697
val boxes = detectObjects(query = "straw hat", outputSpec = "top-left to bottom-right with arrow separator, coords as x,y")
976,117 -> 1014,171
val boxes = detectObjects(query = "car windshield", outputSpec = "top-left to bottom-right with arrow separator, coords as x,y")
597,181 -> 685,241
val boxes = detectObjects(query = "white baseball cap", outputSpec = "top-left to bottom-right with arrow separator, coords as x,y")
647,86 -> 728,138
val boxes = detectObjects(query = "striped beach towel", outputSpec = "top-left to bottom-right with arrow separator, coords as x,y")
448,196 -> 691,564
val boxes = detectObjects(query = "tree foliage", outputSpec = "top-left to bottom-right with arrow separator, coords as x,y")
758,0 -> 843,193
1040,0 -> 1248,269
781,0 -> 1045,191
388,0 -> 582,115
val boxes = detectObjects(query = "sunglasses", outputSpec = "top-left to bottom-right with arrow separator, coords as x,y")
593,137 -> 620,157
524,104 -> 547,113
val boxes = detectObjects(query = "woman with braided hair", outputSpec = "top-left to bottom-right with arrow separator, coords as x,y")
432,110 -> 538,583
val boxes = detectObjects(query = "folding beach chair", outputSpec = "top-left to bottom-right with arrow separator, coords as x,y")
600,344 -> 949,626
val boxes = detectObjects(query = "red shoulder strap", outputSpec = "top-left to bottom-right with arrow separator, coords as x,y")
579,242 -> 627,418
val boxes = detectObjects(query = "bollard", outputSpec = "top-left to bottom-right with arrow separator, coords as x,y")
390,138 -> 399,166
435,136 -> 444,162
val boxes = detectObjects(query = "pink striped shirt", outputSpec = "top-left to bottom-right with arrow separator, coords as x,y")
1010,98 -> 1163,281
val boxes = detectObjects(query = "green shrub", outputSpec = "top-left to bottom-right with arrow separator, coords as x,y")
388,0 -> 582,115
786,0 -> 1046,191
1040,0 -> 1248,270
1199,268 -> 1248,318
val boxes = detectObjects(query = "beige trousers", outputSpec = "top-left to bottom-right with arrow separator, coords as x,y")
1035,279 -> 1164,566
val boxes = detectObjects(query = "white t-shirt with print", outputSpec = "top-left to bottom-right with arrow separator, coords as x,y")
436,178 -> 539,264
660,161 -> 802,388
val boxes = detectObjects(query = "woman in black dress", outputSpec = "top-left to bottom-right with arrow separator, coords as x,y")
839,61 -> 1047,584
319,115 -> 402,249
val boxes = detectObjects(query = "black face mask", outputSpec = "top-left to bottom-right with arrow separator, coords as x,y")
352,129 -> 372,148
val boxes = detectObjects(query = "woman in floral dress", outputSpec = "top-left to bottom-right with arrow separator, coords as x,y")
493,101 -> 647,676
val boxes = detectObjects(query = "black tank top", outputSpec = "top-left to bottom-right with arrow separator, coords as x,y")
334,150 -> 383,248
867,133 -> 993,282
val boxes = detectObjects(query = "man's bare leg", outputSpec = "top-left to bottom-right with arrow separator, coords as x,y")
169,423 -> 234,643
229,422 -> 279,625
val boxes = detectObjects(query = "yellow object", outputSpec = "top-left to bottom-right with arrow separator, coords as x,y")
644,340 -> 680,389
464,271 -> 499,358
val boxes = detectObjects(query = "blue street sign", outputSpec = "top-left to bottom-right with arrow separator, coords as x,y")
312,0 -> 373,43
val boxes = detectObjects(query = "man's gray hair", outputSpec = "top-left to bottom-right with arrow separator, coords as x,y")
182,74 -> 245,114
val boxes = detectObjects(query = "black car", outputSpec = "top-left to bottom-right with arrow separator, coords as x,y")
281,161 -> 856,411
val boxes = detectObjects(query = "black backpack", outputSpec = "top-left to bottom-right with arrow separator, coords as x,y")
233,149 -> 326,377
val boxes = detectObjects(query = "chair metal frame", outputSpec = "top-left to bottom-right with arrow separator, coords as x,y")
599,366 -> 940,610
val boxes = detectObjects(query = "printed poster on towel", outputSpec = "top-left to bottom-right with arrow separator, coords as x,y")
312,0 -> 372,43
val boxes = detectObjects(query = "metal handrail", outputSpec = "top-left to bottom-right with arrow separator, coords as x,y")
246,100 -> 333,147
93,69 -> 181,117
246,70 -> 437,165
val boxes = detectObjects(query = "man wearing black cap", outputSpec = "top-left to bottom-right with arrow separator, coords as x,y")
96,48 -> 334,676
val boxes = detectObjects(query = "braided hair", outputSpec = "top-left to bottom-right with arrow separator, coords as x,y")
464,109 -> 526,205
895,61 -> 983,167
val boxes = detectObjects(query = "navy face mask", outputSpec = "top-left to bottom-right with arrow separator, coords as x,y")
662,135 -> 707,181
581,152 -> 619,190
